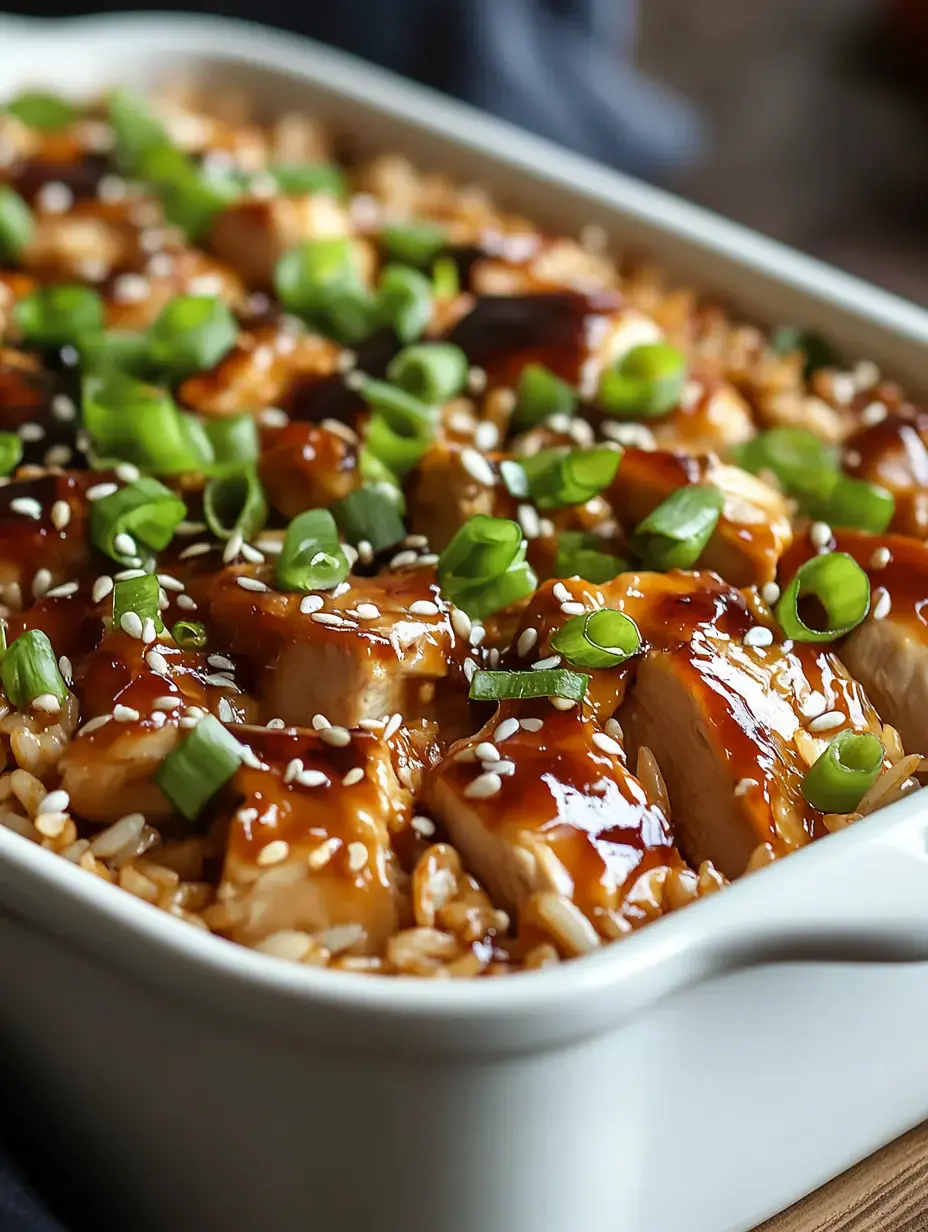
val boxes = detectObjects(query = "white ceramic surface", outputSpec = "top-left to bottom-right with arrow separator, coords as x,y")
1,15 -> 928,1232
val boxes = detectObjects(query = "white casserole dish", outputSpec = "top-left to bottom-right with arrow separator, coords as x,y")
1,14 -> 928,1232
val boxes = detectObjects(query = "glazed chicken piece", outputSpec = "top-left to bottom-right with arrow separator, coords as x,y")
204,564 -> 474,730
0,349 -> 82,470
648,374 -> 756,456
258,418 -> 360,519
208,196 -> 360,288
0,473 -> 96,603
104,246 -> 247,331
840,407 -> 928,540
212,723 -> 416,953
23,197 -> 159,283
427,704 -> 686,953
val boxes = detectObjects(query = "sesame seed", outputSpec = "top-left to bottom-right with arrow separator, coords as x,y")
257,840 -> 290,866
592,731 -> 623,756
18,422 -> 45,443
241,543 -> 264,564
495,717 -> 521,743
78,714 -> 112,736
10,497 -> 41,519
475,741 -> 500,762
311,714 -> 330,730
150,709 -> 168,728
114,569 -> 146,582
533,655 -> 562,670
311,613 -> 345,626
761,582 -> 781,606
50,500 -> 71,531
383,713 -> 403,741
468,624 -> 486,647
297,769 -> 329,788
31,568 -> 52,599
604,717 -> 624,742
870,547 -> 891,569
321,418 -> 359,446
560,601 -> 586,616
494,758 -> 516,776
146,650 -> 169,675
176,594 -> 198,611
236,576 -> 268,593
32,693 -> 61,714
808,711 -> 845,733
157,574 -> 184,592
342,767 -> 365,786
743,626 -> 774,648
59,346 -> 79,368
412,815 -> 436,837
208,654 -> 234,671
283,758 -> 303,784
44,444 -> 72,467
45,581 -> 79,599
734,777 -> 758,797
843,450 -> 861,468
266,717 -> 286,729
307,838 -> 339,869
552,582 -> 571,604
58,655 -> 72,684
92,576 -> 114,604
335,349 -> 358,373
601,420 -> 657,449
810,522 -> 832,549
517,504 -> 541,540
872,589 -> 891,621
186,706 -> 208,720
357,540 -> 374,564
390,549 -> 418,569
463,658 -> 477,683
141,618 -> 157,644
515,627 -> 538,658
51,396 -> 74,423
87,482 -> 119,502
204,674 -> 237,689
179,542 -> 212,560
358,718 -> 385,731
114,704 -> 140,722
520,717 -> 544,732
550,696 -> 576,710
120,612 -> 144,639
460,448 -> 496,487
320,725 -> 351,747
464,772 -> 503,799
222,533 -> 244,564
112,274 -> 149,304
474,421 -> 499,451
356,603 -> 381,620
415,553 -> 439,566
37,181 -> 74,213
113,532 -> 137,558
346,842 -> 368,871
861,400 -> 887,426
299,594 -> 325,614
258,407 -> 289,428
409,599 -> 440,617
176,521 -> 207,536
488,648 -> 500,668
467,366 -> 488,393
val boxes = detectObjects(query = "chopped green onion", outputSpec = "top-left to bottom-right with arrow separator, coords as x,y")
269,162 -> 347,197
142,146 -> 237,241
599,343 -> 687,419
360,377 -> 437,476
274,237 -> 363,322
147,295 -> 238,380
801,475 -> 895,535
112,573 -> 163,634
776,552 -> 870,644
381,220 -> 446,268
551,609 -> 641,669
1,629 -> 68,709
203,466 -> 267,542
204,414 -> 260,470
14,285 -> 103,349
513,363 -> 577,428
736,427 -> 839,497
276,508 -> 350,593
555,531 -> 626,584
90,476 -> 186,567
331,487 -> 406,553
437,514 -> 537,620
0,186 -> 33,263
0,433 -> 23,477
632,485 -> 724,571
771,327 -> 838,379
80,329 -> 152,377
154,713 -> 245,821
6,92 -> 78,131
172,620 -> 208,649
358,448 -> 406,512
387,343 -> 468,404
433,256 -> 459,299
82,374 -> 212,475
801,730 -> 884,813
513,446 -> 620,510
376,265 -> 433,344
469,668 -> 588,702
108,91 -> 171,176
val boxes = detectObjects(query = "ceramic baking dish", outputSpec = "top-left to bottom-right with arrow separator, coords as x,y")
2,13 -> 928,1232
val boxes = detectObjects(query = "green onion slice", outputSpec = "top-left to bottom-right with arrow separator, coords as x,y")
381,221 -> 446,268
14,285 -> 104,349
376,264 -> 433,344
147,295 -> 238,380
112,573 -> 164,634
736,428 -> 838,498
276,508 -> 350,593
632,485 -> 724,571
771,327 -> 838,379
513,363 -> 577,428
1,629 -> 68,709
269,162 -> 347,197
274,237 -> 363,322
0,186 -> 33,263
154,713 -> 245,821
801,475 -> 895,535
801,730 -> 884,813
358,448 -> 406,512
82,374 -> 211,475
108,90 -> 171,176
555,531 -> 626,584
203,466 -> 267,542
776,552 -> 871,644
512,446 -> 620,510
551,609 -> 642,669
79,329 -> 152,377
0,433 -> 23,477
469,668 -> 588,702
437,514 -> 537,620
204,414 -> 260,470
599,343 -> 687,419
387,343 -> 468,405
433,256 -> 460,300
90,477 -> 186,567
172,620 -> 208,649
361,377 -> 437,476
6,92 -> 78,131
331,487 -> 406,554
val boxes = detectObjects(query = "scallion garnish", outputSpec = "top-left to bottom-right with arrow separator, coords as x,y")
14,285 -> 104,349
204,413 -> 260,469
775,552 -> 870,644
358,448 -> 406,512
771,327 -> 838,379
508,446 -> 620,510
631,485 -> 724,571
0,186 -> 33,263
801,730 -> 884,813
469,668 -> 588,702
1,629 -> 68,709
386,343 -> 468,405
513,363 -> 577,428
82,374 -> 212,475
90,477 -> 186,567
433,256 -> 459,300
6,91 -> 77,131
376,265 -> 433,344
203,466 -> 268,542
112,573 -> 163,634
147,295 -> 238,380
154,713 -> 245,821
0,432 -> 23,477
276,508 -> 350,593
381,220 -> 446,268
598,343 -> 686,419
737,427 -> 839,497
555,531 -> 626,584
437,515 -> 537,620
801,475 -> 895,535
551,609 -> 642,670
331,487 -> 406,553
360,377 -> 438,476
269,162 -> 347,198
80,329 -> 152,377
172,620 -> 208,649
107,90 -> 171,175
274,237 -> 364,323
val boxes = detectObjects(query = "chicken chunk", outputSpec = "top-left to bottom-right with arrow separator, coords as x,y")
841,408 -> 928,539
208,195 -> 358,288
650,375 -> 756,456
104,247 -> 246,331
258,419 -> 359,519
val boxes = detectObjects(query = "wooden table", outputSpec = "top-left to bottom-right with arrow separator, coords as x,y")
756,1123 -> 928,1230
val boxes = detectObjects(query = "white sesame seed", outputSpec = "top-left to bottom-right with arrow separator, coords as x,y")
266,718 -> 286,729
236,576 -> 268,593
283,758 -> 303,785
10,497 -> 41,519
307,837 -> 339,869
409,599 -> 440,617
257,840 -> 290,866
114,275 -> 151,307
592,731 -> 623,756
114,569 -> 146,582
32,693 -> 61,714
517,627 -> 539,657
861,400 -> 887,426
467,367 -> 488,393
176,594 -> 198,611
533,655 -> 562,670
475,741 -> 500,762
45,581 -> 79,599
320,725 -> 351,747
207,654 -> 233,672
335,349 -> 358,374
743,626 -> 774,649
311,613 -> 345,626
810,522 -> 832,549
552,582 -> 571,603
299,594 -> 325,614
92,576 -> 114,604
734,777 -> 758,797
58,655 -> 72,684
342,767 -> 365,787
488,648 -> 500,669
50,500 -> 72,531
37,181 -> 74,214
31,568 -> 52,599
761,582 -> 781,606
870,547 -> 891,569
808,711 -> 845,733
59,346 -> 79,368
120,612 -> 143,639
179,542 -> 212,560
415,553 -> 439,566
156,576 -> 185,596
51,394 -> 75,422
258,407 -> 289,428
604,717 -> 623,742
872,589 -> 891,621
463,658 -> 477,683
843,450 -> 861,468
517,504 -> 541,540
494,759 -> 516,776
140,618 -> 156,644
152,694 -> 177,712
468,624 -> 486,647
347,841 -> 368,871
78,714 -> 112,736
113,532 -> 137,558
390,549 -> 418,569
240,542 -> 264,565
412,815 -> 436,838
383,712 -> 403,741
176,521 -> 207,536
297,769 -> 329,788
87,482 -> 118,502
460,448 -> 496,487
560,601 -> 586,616
186,706 -> 208,720
601,420 -> 657,449
464,771 -> 503,799
520,717 -> 544,732
494,717 -> 521,743
550,696 -> 576,710
146,650 -> 169,675
204,674 -> 237,689
357,539 -> 374,564
356,603 -> 381,620
44,444 -> 72,468
18,422 -> 45,443
474,421 -> 499,451
222,533 -> 244,564
150,708 -> 168,728
311,714 -> 331,731
178,715 -> 199,729
113,704 -> 140,722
